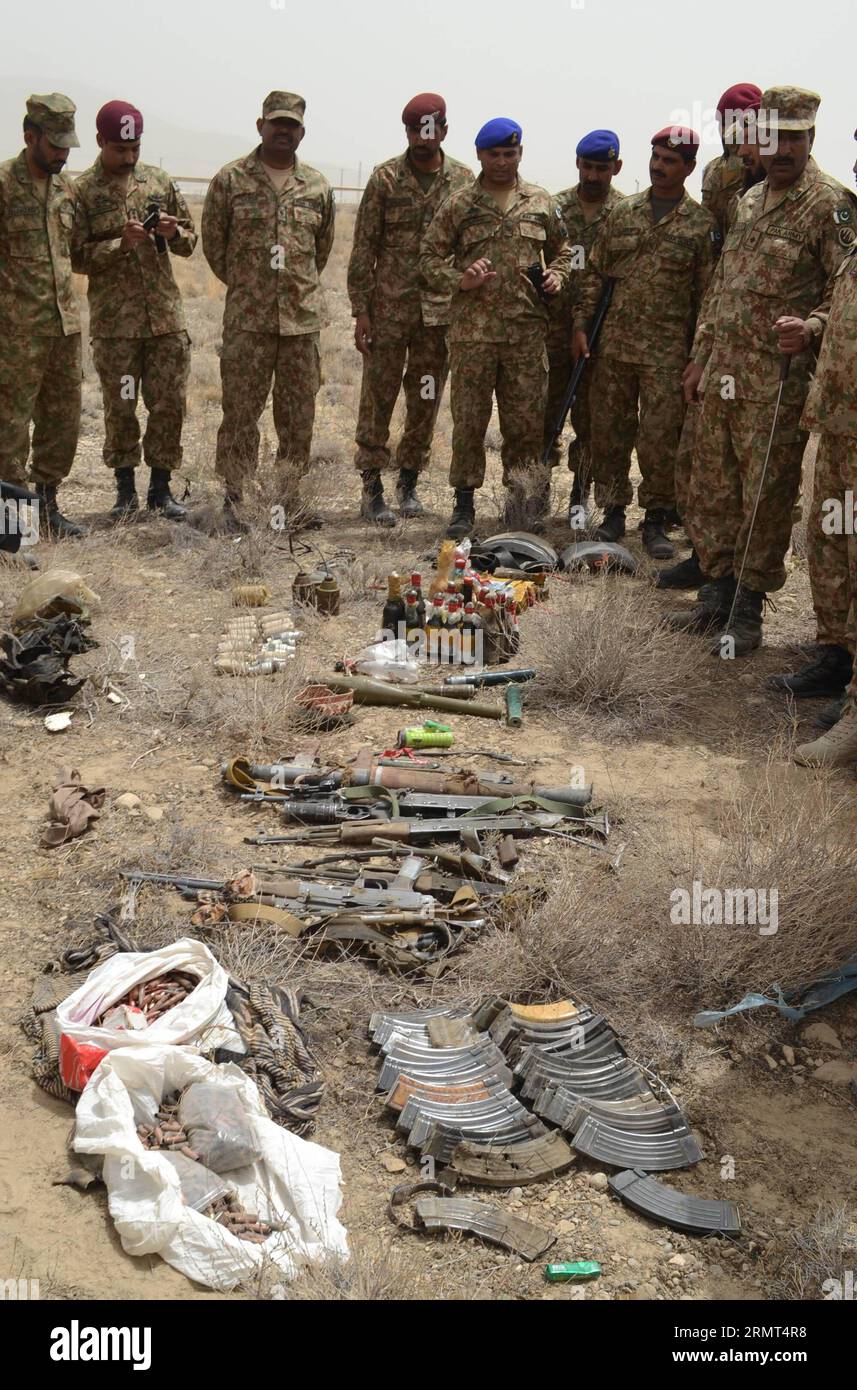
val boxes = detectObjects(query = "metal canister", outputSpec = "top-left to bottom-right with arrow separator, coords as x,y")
314,575 -> 341,616
292,570 -> 325,608
292,570 -> 340,615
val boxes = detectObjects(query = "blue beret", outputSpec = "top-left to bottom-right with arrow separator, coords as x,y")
476,117 -> 523,150
576,129 -> 620,161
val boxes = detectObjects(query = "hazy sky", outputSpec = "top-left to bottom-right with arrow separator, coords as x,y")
5,0 -> 856,197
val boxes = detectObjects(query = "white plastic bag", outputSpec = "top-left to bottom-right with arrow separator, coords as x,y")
178,1082 -> 261,1172
74,1045 -> 348,1291
355,638 -> 421,683
159,1152 -> 231,1213
56,939 -> 243,1063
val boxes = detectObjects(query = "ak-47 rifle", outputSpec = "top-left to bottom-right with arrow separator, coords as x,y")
541,276 -> 616,467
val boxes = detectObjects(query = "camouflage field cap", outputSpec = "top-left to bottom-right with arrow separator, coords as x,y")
26,92 -> 79,148
758,86 -> 821,134
262,91 -> 306,124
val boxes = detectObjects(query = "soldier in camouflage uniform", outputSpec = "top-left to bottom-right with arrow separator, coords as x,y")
573,127 -> 719,559
0,94 -> 84,537
348,93 -> 472,526
764,138 -> 857,762
672,89 -> 857,658
701,84 -> 762,241
421,118 -> 572,539
202,92 -> 335,532
71,101 -> 196,521
661,89 -> 765,590
542,130 -> 624,524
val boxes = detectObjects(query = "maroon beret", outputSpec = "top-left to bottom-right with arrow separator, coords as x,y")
96,100 -> 144,142
651,125 -> 700,153
402,92 -> 447,126
716,83 -> 762,120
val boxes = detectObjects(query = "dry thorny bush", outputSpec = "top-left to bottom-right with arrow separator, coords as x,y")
452,755 -> 857,1021
257,1233 -> 433,1301
524,571 -> 709,734
767,1203 -> 857,1301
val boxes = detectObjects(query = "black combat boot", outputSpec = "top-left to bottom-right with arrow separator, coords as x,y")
709,585 -> 765,657
397,468 -> 424,519
36,484 -> 87,539
665,574 -> 736,634
641,509 -> 676,560
656,549 -> 707,590
111,468 -> 139,519
595,505 -> 626,542
446,488 -> 476,539
146,468 -> 187,520
663,507 -> 683,530
360,470 -> 396,527
767,644 -> 853,698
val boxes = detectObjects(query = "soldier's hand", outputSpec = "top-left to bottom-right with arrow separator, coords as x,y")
460,258 -> 497,291
572,331 -> 589,363
682,362 -> 704,404
156,214 -> 180,241
774,316 -> 813,354
542,270 -> 561,296
121,219 -> 151,251
355,313 -> 373,356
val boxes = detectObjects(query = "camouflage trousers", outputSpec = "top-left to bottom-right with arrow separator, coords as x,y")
589,354 -> 684,512
0,333 -> 81,487
216,328 -> 321,495
92,332 -> 190,473
543,332 -> 592,478
807,431 -> 857,651
674,402 -> 700,521
448,337 -> 548,490
354,323 -> 448,474
686,393 -> 807,594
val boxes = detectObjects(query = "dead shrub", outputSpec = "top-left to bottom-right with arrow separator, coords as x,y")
452,758 -> 857,1023
767,1203 -> 857,1300
449,848 -> 640,1017
185,651 -> 312,753
258,1233 -> 433,1301
650,757 -> 857,1007
524,574 -> 707,733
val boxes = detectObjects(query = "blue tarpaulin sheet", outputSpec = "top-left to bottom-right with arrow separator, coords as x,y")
694,958 -> 857,1028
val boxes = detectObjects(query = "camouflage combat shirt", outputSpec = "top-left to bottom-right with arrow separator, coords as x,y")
420,176 -> 573,344
547,182 -> 625,339
0,150 -> 79,336
573,188 -> 719,368
802,244 -> 857,437
701,153 -> 745,243
70,161 -> 196,337
692,165 -> 857,405
348,150 -> 473,333
202,149 -> 335,336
